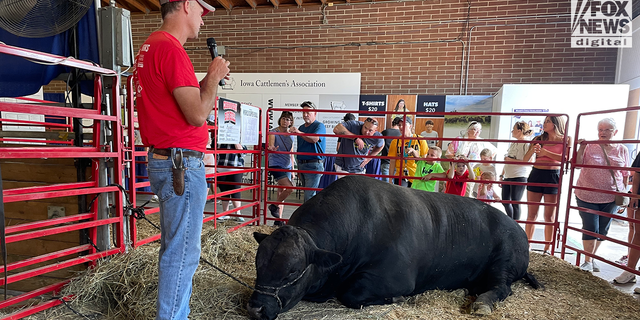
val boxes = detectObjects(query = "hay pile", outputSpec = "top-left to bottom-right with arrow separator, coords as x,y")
21,224 -> 640,320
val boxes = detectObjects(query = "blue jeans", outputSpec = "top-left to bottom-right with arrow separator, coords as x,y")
148,150 -> 206,320
298,161 -> 324,202
576,197 -> 616,241
380,162 -> 390,183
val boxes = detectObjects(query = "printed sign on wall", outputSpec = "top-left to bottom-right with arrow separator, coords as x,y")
217,97 -> 241,144
415,95 -> 446,148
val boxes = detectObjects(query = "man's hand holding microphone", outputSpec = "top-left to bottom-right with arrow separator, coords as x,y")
200,38 -> 230,90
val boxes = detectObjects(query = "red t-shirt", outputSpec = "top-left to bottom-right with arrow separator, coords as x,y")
445,169 -> 469,196
134,31 -> 208,152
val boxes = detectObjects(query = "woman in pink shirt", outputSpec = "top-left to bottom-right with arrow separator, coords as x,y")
524,116 -> 571,254
574,118 -> 630,273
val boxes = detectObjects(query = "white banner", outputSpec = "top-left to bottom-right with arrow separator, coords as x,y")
198,73 -> 361,152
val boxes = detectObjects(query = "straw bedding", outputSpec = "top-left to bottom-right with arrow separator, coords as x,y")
17,222 -> 640,319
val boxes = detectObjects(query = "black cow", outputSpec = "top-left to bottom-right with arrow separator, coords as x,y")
248,175 -> 540,320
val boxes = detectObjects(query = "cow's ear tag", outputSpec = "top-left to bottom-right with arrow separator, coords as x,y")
312,249 -> 342,271
253,232 -> 269,243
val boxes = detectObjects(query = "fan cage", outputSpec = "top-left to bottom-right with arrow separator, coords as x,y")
0,0 -> 93,38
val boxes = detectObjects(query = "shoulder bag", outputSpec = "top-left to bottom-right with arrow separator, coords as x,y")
600,144 -> 629,206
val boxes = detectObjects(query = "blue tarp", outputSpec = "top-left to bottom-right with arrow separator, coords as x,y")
0,3 -> 100,98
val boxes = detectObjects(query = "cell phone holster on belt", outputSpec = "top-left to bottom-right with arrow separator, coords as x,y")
172,150 -> 185,196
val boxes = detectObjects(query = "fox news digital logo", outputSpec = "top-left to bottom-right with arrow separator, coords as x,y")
571,0 -> 632,48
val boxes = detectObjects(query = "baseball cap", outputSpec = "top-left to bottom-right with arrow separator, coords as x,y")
394,116 -> 412,125
300,101 -> 317,109
159,0 -> 215,16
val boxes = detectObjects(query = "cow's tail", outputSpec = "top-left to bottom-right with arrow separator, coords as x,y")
523,272 -> 543,289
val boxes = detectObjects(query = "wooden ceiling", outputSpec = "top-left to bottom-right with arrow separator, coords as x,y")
102,0 -> 352,13
103,0 -> 640,18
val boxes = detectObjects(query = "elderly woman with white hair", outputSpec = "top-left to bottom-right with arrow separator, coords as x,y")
446,121 -> 497,161
574,118 -> 630,273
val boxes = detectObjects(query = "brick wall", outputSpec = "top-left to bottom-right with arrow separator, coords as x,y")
48,0 -> 619,95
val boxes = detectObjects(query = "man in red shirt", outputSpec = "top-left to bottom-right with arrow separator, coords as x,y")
134,0 -> 229,318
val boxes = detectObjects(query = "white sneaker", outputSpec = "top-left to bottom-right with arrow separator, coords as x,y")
150,195 -> 159,202
592,260 -> 600,272
613,271 -> 637,284
580,261 -> 593,272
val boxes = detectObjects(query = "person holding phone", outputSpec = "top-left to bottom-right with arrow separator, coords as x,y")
267,111 -> 296,226
523,116 -> 571,255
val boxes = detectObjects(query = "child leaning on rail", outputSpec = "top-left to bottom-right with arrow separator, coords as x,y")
472,148 -> 497,197
477,171 -> 501,201
410,146 -> 445,192
424,155 -> 475,196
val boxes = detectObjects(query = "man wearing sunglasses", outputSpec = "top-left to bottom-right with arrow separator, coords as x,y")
333,117 -> 384,177
134,0 -> 229,318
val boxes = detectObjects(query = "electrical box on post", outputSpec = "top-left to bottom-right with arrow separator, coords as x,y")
99,6 -> 134,70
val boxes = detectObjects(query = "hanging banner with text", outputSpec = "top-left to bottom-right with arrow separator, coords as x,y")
200,73 -> 361,153
416,95 -> 446,117
358,95 -> 387,116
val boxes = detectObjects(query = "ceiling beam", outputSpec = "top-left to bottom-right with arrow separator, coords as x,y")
244,0 -> 258,9
269,0 -> 280,9
140,0 -> 161,10
115,0 -> 134,11
123,0 -> 150,13
294,0 -> 303,7
216,0 -> 234,10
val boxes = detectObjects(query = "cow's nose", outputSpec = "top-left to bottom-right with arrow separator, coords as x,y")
247,303 -> 263,319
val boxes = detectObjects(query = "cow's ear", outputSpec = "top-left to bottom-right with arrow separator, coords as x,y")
312,248 -> 342,271
253,232 -> 269,244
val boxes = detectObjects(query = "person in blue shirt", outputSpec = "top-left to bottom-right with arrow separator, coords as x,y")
333,118 -> 384,177
289,101 -> 326,202
267,111 -> 296,225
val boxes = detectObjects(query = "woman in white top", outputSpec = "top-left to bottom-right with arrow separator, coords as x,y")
500,121 -> 533,220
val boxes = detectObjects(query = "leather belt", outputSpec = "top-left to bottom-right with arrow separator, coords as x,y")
150,147 -> 204,159
298,159 -> 323,164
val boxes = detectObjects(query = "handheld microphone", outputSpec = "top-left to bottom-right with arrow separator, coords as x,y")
206,37 -> 226,86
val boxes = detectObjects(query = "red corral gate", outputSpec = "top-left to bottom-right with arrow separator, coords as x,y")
0,43 -> 126,318
263,107 -> 570,257
0,43 -> 263,319
561,106 -> 640,274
